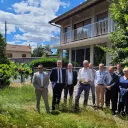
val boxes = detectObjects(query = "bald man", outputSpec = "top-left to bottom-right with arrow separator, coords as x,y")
64,63 -> 77,104
104,66 -> 119,115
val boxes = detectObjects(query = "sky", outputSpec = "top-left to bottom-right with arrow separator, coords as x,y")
0,0 -> 86,53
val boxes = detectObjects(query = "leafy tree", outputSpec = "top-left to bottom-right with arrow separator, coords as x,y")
32,44 -> 52,57
99,0 -> 128,66
0,33 -> 9,64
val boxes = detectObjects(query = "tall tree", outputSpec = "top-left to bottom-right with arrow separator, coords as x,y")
100,0 -> 128,66
0,33 -> 9,64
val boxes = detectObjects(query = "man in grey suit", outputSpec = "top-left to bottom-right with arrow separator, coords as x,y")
32,64 -> 50,113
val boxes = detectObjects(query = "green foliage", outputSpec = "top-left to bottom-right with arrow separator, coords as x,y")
30,58 -> 78,68
17,63 -> 32,79
0,62 -> 18,88
0,33 -> 9,64
32,44 -> 52,57
101,0 -> 128,66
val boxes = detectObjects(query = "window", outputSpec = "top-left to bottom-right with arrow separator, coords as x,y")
65,26 -> 70,43
22,54 -> 26,58
7,53 -> 13,58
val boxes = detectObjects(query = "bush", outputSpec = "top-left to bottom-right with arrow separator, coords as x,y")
30,58 -> 78,68
0,62 -> 18,88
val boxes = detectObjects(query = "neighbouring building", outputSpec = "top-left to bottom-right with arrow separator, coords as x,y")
6,44 -> 31,58
49,0 -> 116,66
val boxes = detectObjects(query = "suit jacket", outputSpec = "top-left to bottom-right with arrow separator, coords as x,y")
50,67 -> 66,84
66,70 -> 77,86
107,73 -> 119,91
32,72 -> 49,90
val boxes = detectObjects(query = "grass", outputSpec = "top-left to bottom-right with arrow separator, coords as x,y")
0,84 -> 128,128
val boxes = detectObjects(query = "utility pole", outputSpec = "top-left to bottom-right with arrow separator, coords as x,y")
5,21 -> 7,42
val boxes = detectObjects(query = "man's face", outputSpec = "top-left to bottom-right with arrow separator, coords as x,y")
124,70 -> 128,76
83,62 -> 89,68
108,67 -> 114,73
117,64 -> 121,70
38,65 -> 43,73
68,64 -> 72,70
99,64 -> 104,71
57,62 -> 62,68
89,64 -> 93,69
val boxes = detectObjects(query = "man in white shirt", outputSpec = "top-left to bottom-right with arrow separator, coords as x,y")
75,60 -> 93,110
64,63 -> 77,104
32,64 -> 50,113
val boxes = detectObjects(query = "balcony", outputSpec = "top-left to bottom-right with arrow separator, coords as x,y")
51,18 -> 116,47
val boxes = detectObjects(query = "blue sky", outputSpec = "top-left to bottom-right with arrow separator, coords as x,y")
0,0 -> 86,52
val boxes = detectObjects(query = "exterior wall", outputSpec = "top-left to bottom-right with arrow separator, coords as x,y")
6,51 -> 31,58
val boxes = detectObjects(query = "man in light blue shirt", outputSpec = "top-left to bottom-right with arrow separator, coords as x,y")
94,63 -> 108,108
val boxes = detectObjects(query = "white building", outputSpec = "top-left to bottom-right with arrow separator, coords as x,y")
49,0 -> 115,67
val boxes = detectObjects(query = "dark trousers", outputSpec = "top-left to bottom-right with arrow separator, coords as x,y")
64,84 -> 74,103
52,83 -> 64,110
75,83 -> 90,109
105,89 -> 118,112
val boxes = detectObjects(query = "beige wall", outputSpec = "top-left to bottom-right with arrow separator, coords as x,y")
6,51 -> 31,58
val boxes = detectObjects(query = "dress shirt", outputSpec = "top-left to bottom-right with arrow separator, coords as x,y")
57,68 -> 62,83
104,73 -> 113,86
78,67 -> 93,82
94,70 -> 108,85
40,73 -> 43,87
67,70 -> 73,85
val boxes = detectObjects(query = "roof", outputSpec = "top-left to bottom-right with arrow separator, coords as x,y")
49,0 -> 106,25
6,44 -> 31,52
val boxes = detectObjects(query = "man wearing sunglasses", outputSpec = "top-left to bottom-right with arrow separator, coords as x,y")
32,64 -> 50,113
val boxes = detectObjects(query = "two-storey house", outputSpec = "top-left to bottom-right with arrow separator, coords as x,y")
49,0 -> 115,66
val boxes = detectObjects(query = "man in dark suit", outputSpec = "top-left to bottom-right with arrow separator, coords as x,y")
104,66 -> 119,115
64,63 -> 77,104
50,60 -> 66,110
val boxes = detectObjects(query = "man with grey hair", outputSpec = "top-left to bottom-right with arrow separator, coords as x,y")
50,60 -> 66,110
94,63 -> 108,109
64,63 -> 77,104
75,60 -> 93,110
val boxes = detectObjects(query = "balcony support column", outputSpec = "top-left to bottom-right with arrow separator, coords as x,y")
91,7 -> 95,37
69,48 -> 72,63
59,49 -> 63,60
70,17 -> 73,41
90,45 -> 94,64
106,42 -> 111,66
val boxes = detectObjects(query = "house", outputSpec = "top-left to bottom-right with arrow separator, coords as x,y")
6,44 -> 31,58
49,0 -> 115,66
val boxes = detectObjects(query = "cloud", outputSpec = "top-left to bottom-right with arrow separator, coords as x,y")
0,0 -> 70,49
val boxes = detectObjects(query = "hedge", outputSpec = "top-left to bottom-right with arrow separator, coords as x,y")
30,58 -> 78,68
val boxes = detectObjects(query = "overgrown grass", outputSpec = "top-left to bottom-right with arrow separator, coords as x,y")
0,84 -> 127,128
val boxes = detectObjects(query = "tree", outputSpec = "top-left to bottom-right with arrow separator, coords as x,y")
0,33 -> 9,64
32,44 -> 52,57
100,0 -> 128,66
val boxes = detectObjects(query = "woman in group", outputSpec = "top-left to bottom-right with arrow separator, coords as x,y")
118,67 -> 128,115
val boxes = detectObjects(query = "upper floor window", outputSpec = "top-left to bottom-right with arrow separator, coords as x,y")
64,26 -> 70,43
97,11 -> 108,21
22,54 -> 26,58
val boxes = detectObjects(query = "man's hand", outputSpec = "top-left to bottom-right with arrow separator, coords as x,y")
126,88 -> 128,92
39,88 -> 44,92
106,86 -> 111,90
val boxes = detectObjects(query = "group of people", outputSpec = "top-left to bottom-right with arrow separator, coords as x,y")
32,60 -> 128,116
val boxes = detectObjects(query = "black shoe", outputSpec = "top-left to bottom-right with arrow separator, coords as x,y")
121,111 -> 126,116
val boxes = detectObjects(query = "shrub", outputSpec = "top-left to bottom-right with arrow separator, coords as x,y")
0,62 -> 18,88
30,58 -> 78,68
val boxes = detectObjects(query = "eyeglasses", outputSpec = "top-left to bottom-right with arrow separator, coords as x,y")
38,68 -> 43,69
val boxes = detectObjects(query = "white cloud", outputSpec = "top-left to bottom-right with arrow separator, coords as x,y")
0,0 -> 70,49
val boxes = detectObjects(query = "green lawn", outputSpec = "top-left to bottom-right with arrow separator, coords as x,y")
0,84 -> 127,128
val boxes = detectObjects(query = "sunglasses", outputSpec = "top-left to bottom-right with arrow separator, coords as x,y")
38,68 -> 43,69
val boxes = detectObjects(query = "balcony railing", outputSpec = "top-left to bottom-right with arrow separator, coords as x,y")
51,18 -> 116,46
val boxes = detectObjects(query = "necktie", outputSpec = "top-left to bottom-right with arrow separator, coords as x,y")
59,69 -> 61,83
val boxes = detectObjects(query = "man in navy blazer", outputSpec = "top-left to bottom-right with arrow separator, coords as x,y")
64,63 -> 77,104
50,60 -> 66,110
